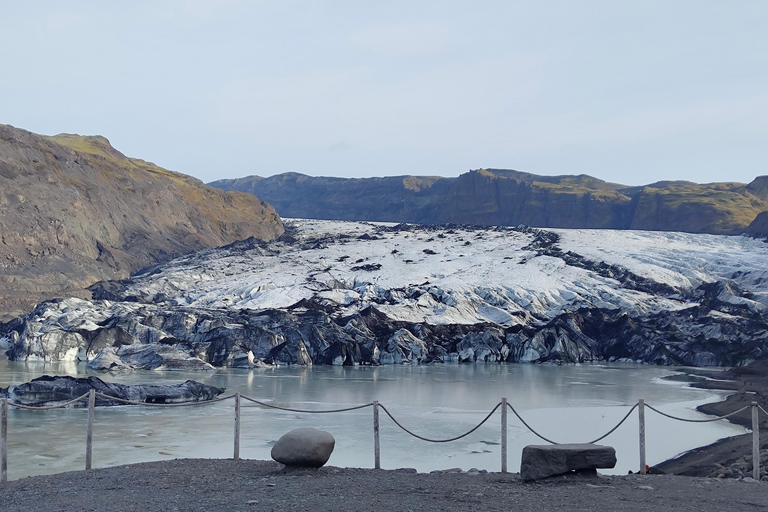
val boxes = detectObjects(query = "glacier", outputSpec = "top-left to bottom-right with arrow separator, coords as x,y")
3,219 -> 767,369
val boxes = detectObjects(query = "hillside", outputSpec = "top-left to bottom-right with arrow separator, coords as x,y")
0,124 -> 284,321
210,170 -> 768,235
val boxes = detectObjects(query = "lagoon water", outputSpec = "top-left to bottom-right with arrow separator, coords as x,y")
0,360 -> 745,480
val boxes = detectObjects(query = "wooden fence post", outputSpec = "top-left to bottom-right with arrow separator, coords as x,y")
638,399 -> 646,475
234,393 -> 241,461
501,398 -> 508,474
373,401 -> 380,469
752,402 -> 760,480
85,389 -> 95,470
1,398 -> 7,482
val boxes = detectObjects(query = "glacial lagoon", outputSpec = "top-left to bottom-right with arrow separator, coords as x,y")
0,360 -> 745,480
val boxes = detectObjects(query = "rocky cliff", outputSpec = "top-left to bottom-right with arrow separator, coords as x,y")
211,169 -> 768,235
0,124 -> 284,321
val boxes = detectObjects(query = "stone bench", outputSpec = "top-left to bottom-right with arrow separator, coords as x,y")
520,443 -> 616,481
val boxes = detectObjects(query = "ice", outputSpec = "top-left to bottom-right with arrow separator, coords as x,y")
116,220 -> 767,328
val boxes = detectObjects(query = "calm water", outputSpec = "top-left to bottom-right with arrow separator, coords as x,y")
0,360 -> 745,480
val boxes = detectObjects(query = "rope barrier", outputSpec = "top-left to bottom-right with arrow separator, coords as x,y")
5,392 -> 91,410
645,403 -> 751,423
2,389 -> 762,480
505,402 -> 559,444
240,395 -> 374,413
505,402 -> 639,445
585,403 -> 639,444
93,392 -> 235,407
377,402 -> 501,443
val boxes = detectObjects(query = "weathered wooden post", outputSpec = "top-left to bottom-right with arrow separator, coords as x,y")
234,393 -> 241,461
373,401 -> 380,469
752,401 -> 760,480
501,398 -> 508,473
638,399 -> 646,475
85,389 -> 95,470
1,398 -> 7,482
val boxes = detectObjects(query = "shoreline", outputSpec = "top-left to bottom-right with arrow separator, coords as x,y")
656,361 -> 768,478
1,458 -> 767,512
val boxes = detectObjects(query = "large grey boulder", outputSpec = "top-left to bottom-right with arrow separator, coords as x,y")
271,428 -> 335,468
520,443 -> 616,481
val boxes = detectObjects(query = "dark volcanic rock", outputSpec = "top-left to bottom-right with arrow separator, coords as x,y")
4,288 -> 767,369
520,444 -> 617,481
0,375 -> 225,406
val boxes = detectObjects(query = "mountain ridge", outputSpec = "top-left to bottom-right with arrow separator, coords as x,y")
210,169 -> 768,236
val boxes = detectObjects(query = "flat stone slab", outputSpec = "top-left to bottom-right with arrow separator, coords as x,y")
521,443 -> 616,481
271,428 -> 335,468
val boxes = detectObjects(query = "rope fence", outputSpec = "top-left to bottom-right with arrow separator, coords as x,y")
0,391 -> 765,482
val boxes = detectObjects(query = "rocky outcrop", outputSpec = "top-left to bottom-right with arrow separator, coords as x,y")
211,170 -> 768,236
0,375 -> 225,406
746,211 -> 768,238
271,428 -> 336,468
0,124 -> 284,321
520,444 -> 617,481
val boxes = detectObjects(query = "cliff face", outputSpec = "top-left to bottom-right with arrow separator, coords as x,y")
0,124 -> 284,320
211,173 -> 446,223
435,170 -> 632,228
746,211 -> 768,238
211,169 -> 768,234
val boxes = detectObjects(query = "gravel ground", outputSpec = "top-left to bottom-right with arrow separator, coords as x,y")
2,459 -> 768,512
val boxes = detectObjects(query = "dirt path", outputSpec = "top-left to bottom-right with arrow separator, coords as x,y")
1,459 -> 767,512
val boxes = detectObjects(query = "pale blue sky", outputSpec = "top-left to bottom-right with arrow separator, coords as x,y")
1,1 -> 766,185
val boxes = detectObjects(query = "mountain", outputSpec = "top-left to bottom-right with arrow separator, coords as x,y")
0,124 -> 284,321
747,211 -> 768,237
210,170 -> 768,235
4,219 -> 767,368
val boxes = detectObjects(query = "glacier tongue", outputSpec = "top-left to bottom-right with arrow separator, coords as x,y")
3,219 -> 768,368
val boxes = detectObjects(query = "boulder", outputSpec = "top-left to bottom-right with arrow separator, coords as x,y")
520,443 -> 616,481
271,428 -> 335,468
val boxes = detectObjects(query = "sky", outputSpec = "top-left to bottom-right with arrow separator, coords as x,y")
1,1 -> 766,186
